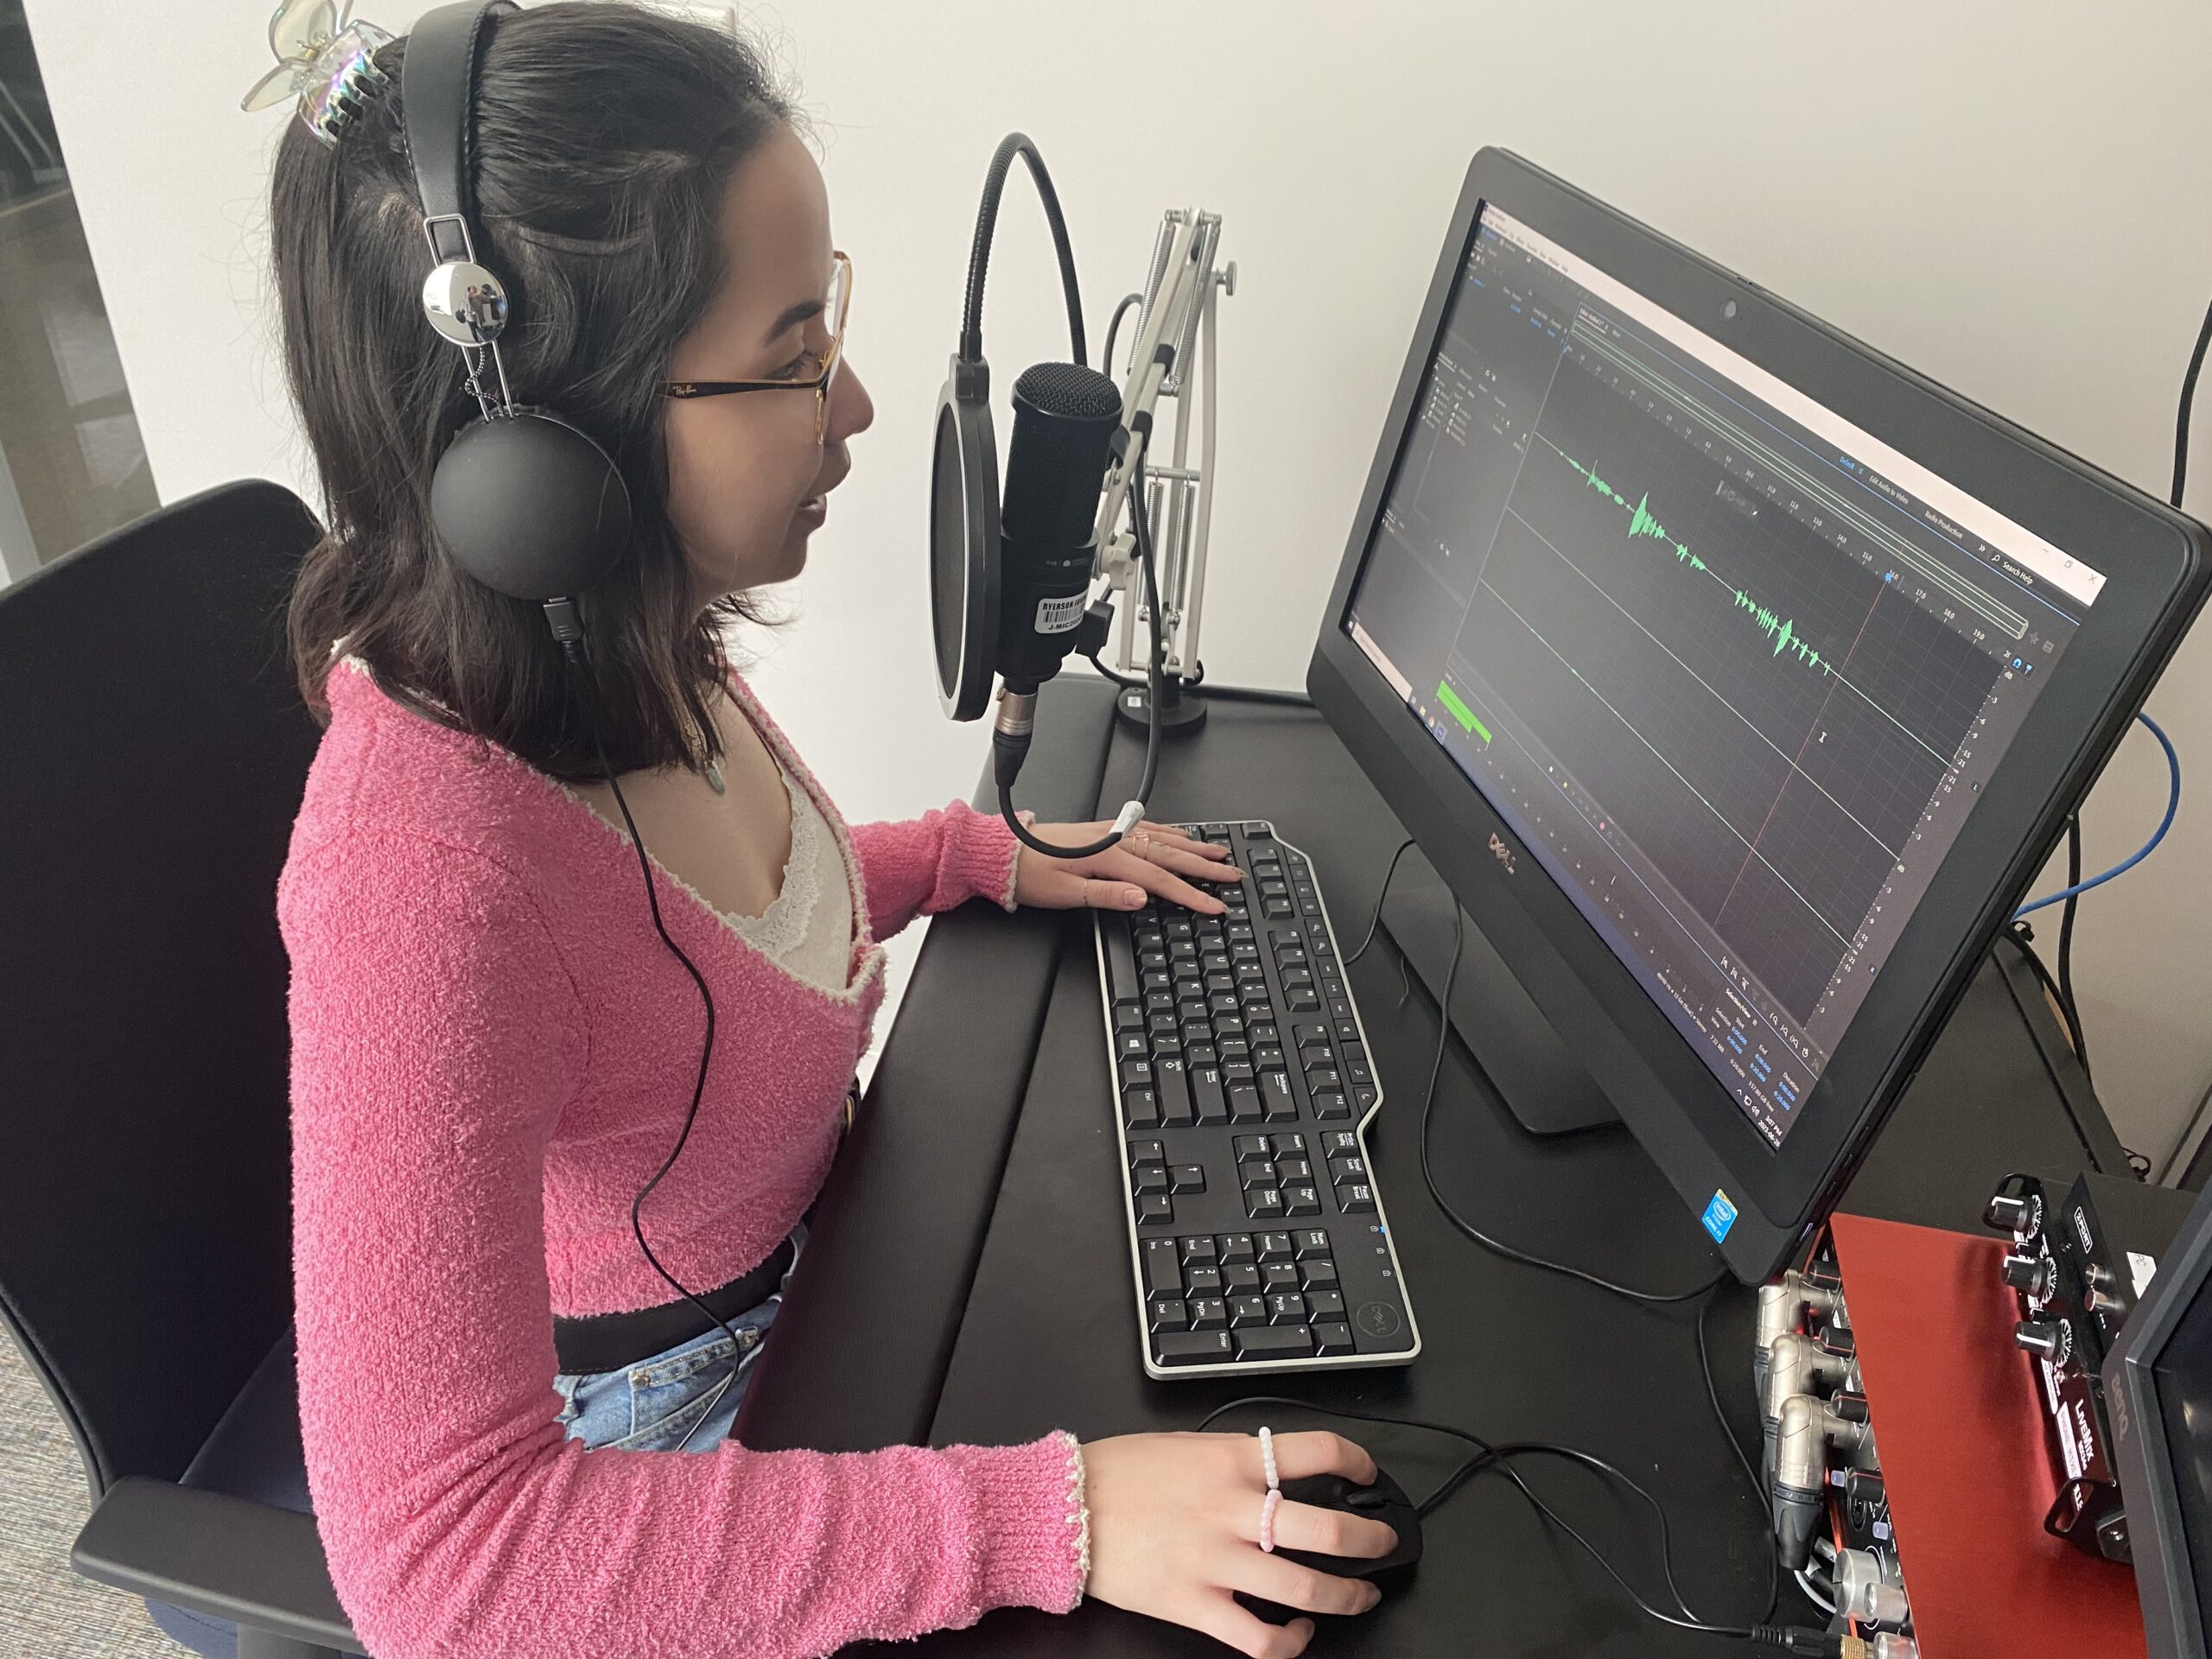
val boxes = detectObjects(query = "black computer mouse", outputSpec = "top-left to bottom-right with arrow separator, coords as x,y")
1274,1470 -> 1424,1576
1234,1467 -> 1422,1625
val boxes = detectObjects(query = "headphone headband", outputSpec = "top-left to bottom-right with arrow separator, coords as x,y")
402,1 -> 513,267
398,0 -> 633,619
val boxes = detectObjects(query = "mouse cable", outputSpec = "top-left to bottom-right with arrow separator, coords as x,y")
1343,835 -> 1417,965
1325,817 -> 1789,1611
1414,904 -> 1726,1305
1192,1395 -> 1737,1627
1402,907 -> 1783,1616
1192,1395 -> 1813,1645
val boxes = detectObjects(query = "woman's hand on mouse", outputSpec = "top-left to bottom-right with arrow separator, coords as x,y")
1012,819 -> 1241,915
1079,1429 -> 1397,1658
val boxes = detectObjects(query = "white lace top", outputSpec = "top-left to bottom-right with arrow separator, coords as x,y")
330,652 -> 855,994
726,753 -> 854,994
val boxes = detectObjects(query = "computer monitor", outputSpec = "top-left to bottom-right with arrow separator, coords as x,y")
2109,1182 -> 2212,1659
1306,149 -> 2210,1279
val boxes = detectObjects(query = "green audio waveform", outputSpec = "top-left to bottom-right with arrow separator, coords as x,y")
1565,450 -> 1706,570
1731,590 -> 1824,670
1540,435 -> 1823,673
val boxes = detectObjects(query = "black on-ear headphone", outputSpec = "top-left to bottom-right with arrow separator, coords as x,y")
397,3 -> 762,1414
402,0 -> 632,649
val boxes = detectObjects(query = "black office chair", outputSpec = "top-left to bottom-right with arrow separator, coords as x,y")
0,480 -> 367,1657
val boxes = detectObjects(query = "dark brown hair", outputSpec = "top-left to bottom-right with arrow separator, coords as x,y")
272,3 -> 798,779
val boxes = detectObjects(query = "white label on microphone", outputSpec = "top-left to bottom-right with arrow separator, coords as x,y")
1034,594 -> 1084,635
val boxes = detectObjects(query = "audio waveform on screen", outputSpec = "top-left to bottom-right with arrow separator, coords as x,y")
1567,451 -> 1706,569
1730,592 -> 1824,669
1568,319 -> 2030,641
1538,435 -> 1827,674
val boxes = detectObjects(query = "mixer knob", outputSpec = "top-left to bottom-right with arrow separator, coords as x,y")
2001,1251 -> 2053,1298
2015,1319 -> 2072,1365
1986,1192 -> 2042,1236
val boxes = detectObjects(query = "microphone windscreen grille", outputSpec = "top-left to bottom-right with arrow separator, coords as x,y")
1014,360 -> 1123,421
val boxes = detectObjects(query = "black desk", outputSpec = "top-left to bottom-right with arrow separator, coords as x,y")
736,676 -> 2131,1656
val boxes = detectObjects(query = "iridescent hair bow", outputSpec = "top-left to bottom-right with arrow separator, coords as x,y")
239,0 -> 395,149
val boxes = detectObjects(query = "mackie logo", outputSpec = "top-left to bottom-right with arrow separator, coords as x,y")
1488,832 -> 1516,875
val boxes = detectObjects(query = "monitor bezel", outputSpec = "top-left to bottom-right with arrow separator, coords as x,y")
1306,148 -> 2210,1278
2107,1182 -> 2212,1659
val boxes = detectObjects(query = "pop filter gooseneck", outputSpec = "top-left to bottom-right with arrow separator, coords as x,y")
959,136 -> 1086,370
930,133 -> 1166,861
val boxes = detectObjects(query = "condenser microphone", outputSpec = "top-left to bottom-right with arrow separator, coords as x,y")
931,130 -> 1160,861
996,361 -> 1123,692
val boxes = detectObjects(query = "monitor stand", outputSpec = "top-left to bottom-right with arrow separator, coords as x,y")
1376,854 -> 1620,1135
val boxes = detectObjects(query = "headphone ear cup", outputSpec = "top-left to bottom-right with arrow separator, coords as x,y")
430,409 -> 633,601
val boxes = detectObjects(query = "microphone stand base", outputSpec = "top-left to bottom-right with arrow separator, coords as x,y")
1113,676 -> 1208,738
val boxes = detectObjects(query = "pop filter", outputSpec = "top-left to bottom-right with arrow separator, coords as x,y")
930,132 -> 1089,723
931,132 -> 1165,863
931,356 -> 1000,721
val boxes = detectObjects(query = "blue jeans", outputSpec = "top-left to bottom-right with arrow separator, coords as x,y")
552,1221 -> 807,1453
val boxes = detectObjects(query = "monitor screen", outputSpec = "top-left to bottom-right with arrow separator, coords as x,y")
1344,203 -> 2107,1148
2156,1267 -> 2212,1635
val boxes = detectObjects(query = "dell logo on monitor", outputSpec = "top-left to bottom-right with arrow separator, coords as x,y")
1488,833 -> 1516,875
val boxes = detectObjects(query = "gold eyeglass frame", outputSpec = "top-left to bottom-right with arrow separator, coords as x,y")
660,251 -> 852,444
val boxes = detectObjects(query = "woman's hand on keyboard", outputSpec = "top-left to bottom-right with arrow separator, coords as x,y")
1079,1429 -> 1395,1656
1014,820 -> 1240,915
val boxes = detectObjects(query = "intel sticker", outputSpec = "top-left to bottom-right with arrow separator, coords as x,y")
1701,1190 -> 1739,1243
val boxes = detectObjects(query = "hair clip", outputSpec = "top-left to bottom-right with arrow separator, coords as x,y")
240,0 -> 395,149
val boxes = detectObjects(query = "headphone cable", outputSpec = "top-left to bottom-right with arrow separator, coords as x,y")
561,639 -> 747,1423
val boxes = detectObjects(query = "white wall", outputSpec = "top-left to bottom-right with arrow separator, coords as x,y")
22,0 -> 2212,1157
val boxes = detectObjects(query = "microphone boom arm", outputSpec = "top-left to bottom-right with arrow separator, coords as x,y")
1092,207 -> 1232,686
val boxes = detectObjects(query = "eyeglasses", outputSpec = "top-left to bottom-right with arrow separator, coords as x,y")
660,251 -> 852,445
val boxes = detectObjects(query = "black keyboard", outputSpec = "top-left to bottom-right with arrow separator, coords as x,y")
1093,819 -> 1420,1378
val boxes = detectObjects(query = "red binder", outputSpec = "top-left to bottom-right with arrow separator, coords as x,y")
1827,1211 -> 2145,1658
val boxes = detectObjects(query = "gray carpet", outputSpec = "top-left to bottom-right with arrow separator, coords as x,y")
0,1332 -> 192,1658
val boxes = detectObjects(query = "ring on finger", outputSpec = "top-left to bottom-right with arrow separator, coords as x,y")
1257,1425 -> 1282,1552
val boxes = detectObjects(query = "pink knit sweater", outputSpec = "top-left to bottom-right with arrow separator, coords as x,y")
279,656 -> 1087,1658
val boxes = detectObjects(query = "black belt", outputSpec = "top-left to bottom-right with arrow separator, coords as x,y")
552,1234 -> 796,1376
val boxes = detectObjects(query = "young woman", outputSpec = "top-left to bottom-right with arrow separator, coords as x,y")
266,7 -> 1395,1657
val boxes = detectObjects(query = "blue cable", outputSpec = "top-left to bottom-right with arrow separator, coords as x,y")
2013,711 -> 2181,918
